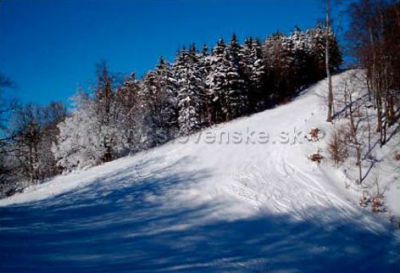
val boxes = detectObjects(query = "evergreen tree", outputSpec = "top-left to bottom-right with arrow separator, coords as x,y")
205,39 -> 227,124
264,32 -> 295,101
241,37 -> 266,111
290,27 -> 311,87
140,71 -> 162,147
139,58 -> 179,146
224,34 -> 249,119
307,26 -> 342,80
198,45 -> 212,126
174,45 -> 206,135
154,58 -> 179,140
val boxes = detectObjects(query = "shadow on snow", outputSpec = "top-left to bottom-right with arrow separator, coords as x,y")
0,156 -> 399,273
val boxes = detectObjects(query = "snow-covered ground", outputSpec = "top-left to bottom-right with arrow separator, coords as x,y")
0,70 -> 399,272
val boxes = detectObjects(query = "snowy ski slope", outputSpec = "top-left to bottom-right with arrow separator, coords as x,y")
0,71 -> 399,272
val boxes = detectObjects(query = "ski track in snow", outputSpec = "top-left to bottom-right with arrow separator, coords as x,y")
0,71 -> 399,272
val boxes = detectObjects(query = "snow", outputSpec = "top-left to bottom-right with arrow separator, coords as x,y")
387,183 -> 400,216
0,70 -> 399,272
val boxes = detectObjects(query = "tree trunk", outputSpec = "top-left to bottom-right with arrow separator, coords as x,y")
326,0 -> 333,122
356,143 -> 362,184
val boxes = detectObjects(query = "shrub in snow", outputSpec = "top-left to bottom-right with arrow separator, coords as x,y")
306,128 -> 322,142
371,197 -> 385,213
328,126 -> 349,166
359,191 -> 371,208
309,151 -> 324,164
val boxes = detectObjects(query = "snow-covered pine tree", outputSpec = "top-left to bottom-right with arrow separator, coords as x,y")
307,26 -> 327,80
264,32 -> 300,101
206,35 -> 249,123
307,25 -> 342,81
139,71 -> 161,148
154,57 -> 179,141
139,58 -> 179,146
174,45 -> 206,135
205,39 -> 227,124
223,34 -> 249,120
327,31 -> 342,73
241,37 -> 266,111
249,39 -> 265,95
201,44 -> 209,59
198,44 -> 212,127
289,28 -> 320,91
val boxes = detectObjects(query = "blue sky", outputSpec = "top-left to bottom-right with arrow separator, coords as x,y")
0,0 -> 342,106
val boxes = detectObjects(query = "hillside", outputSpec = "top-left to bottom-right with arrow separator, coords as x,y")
0,71 -> 399,272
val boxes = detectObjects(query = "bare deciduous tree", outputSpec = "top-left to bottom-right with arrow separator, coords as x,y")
347,0 -> 400,145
